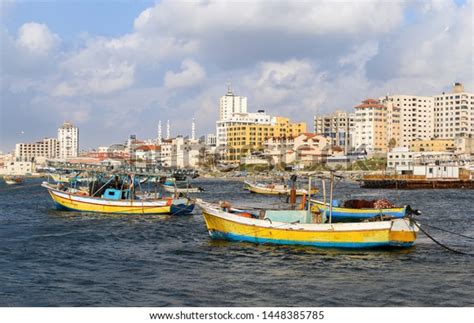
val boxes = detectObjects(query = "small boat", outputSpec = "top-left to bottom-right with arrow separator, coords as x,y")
162,185 -> 203,193
41,178 -> 195,215
310,199 -> 407,221
160,178 -> 204,193
244,180 -> 318,196
4,176 -> 23,185
197,200 -> 418,248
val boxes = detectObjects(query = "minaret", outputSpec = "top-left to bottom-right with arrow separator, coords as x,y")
157,120 -> 162,144
191,118 -> 196,141
166,120 -> 170,139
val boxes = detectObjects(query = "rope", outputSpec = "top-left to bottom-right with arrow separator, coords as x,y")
420,222 -> 474,241
410,219 -> 472,256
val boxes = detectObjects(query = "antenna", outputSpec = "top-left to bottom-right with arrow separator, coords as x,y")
166,120 -> 170,139
191,118 -> 196,141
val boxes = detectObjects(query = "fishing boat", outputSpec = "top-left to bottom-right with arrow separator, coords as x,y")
4,176 -> 23,185
161,178 -> 204,193
41,173 -> 195,215
197,200 -> 418,248
244,180 -> 318,196
310,199 -> 408,221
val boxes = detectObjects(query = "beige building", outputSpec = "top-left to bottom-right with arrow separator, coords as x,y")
313,111 -> 354,151
15,138 -> 58,161
224,116 -> 306,163
434,83 -> 474,139
383,95 -> 434,148
410,139 -> 455,152
353,99 -> 400,153
264,133 -> 330,166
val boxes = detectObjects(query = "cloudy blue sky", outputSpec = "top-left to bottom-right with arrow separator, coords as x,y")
1,0 -> 472,152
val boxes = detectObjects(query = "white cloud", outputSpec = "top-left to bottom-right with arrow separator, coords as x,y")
16,22 -> 60,54
164,58 -> 206,90
53,60 -> 136,97
134,0 -> 405,36
1,0 -> 472,151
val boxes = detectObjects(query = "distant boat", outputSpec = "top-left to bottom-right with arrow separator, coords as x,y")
244,180 -> 318,196
196,199 -> 418,249
4,176 -> 23,185
160,177 -> 204,193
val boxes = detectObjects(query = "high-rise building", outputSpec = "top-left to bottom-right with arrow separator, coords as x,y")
57,121 -> 79,159
353,99 -> 400,153
313,111 -> 355,152
383,95 -> 434,148
433,83 -> 474,139
219,86 -> 247,121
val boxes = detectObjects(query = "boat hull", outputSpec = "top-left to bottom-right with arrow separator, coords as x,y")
198,201 -> 417,248
245,181 -> 317,196
43,183 -> 194,215
162,185 -> 202,193
311,200 -> 406,220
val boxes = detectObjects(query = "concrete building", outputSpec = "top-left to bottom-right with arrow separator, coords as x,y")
224,116 -> 306,163
160,137 -> 204,169
383,95 -> 434,148
353,99 -> 400,154
0,160 -> 35,175
313,111 -> 354,151
454,134 -> 474,154
410,139 -> 455,152
57,121 -> 79,159
219,86 -> 247,121
15,138 -> 58,162
434,83 -> 474,139
216,111 -> 272,147
264,133 -> 330,166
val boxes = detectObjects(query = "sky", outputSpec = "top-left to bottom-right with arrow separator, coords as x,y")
0,0 -> 472,152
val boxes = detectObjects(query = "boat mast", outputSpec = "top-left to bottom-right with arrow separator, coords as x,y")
329,171 -> 334,223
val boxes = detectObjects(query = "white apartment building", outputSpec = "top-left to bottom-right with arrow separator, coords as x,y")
383,95 -> 434,148
15,138 -> 58,161
160,137 -> 203,169
434,83 -> 474,139
353,99 -> 400,153
57,121 -> 79,159
313,111 -> 355,151
219,87 -> 247,121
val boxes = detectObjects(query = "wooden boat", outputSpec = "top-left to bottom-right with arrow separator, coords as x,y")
161,178 -> 204,193
310,199 -> 407,221
41,182 -> 195,215
162,185 -> 203,193
4,176 -> 23,185
197,200 -> 418,248
244,181 -> 318,196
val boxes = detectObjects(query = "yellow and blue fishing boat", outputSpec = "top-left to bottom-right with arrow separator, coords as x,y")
41,182 -> 194,215
197,200 -> 418,248
310,199 -> 407,221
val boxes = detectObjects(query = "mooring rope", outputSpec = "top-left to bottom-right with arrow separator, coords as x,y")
410,219 -> 472,256
420,222 -> 474,241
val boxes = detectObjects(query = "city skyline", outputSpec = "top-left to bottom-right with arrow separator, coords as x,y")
1,0 -> 472,152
